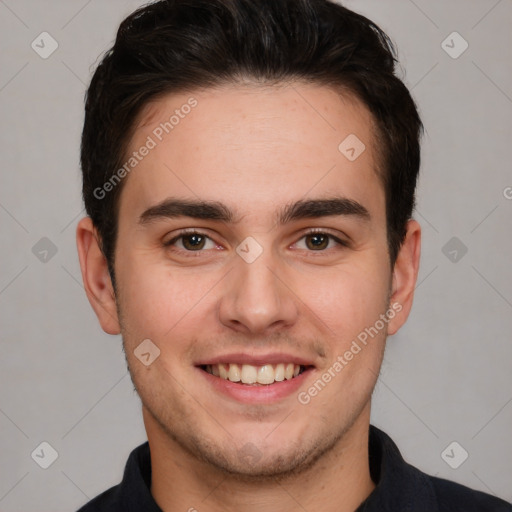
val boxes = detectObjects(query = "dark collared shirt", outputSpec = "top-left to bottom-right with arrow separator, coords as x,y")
77,425 -> 511,511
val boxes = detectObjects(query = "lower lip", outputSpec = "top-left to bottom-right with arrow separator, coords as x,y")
196,366 -> 314,404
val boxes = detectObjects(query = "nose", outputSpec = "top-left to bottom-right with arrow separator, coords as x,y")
218,246 -> 299,334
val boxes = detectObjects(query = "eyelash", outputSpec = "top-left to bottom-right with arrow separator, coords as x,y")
163,228 -> 349,255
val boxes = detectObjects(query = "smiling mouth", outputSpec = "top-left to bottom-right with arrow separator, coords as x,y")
199,363 -> 310,386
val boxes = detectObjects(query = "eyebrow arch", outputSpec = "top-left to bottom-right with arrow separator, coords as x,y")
138,196 -> 371,225
279,197 -> 370,224
139,199 -> 237,224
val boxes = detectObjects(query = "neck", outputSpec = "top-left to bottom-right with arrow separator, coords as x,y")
146,404 -> 376,512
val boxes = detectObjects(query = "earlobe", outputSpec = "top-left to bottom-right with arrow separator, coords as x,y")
76,217 -> 121,335
387,220 -> 421,336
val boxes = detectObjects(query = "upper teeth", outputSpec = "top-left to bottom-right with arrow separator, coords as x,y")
205,363 -> 302,385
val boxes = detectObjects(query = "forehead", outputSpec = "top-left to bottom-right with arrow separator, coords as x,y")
119,82 -> 384,224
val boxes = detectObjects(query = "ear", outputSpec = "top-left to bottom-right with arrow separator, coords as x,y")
386,219 -> 421,336
76,217 -> 121,335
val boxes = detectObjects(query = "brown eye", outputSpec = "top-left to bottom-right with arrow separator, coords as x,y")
294,231 -> 347,252
305,233 -> 330,250
165,231 -> 216,252
181,233 -> 206,250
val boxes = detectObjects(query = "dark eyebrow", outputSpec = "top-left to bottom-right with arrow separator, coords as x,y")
138,196 -> 371,225
139,199 -> 238,224
279,197 -> 370,224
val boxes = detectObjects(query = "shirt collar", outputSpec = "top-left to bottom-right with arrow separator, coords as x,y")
118,438 -> 162,511
356,425 -> 438,511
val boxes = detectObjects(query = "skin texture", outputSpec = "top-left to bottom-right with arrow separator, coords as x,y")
77,82 -> 421,512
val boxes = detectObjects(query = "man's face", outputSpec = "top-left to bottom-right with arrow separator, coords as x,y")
111,83 -> 401,477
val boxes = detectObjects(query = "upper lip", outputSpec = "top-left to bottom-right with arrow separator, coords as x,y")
195,352 -> 316,367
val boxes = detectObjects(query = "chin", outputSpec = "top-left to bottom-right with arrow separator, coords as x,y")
180,423 -> 339,483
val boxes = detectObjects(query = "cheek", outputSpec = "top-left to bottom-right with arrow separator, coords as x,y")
297,259 -> 391,341
115,253 -> 217,344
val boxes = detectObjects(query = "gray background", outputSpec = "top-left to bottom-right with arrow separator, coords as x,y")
0,0 -> 511,510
